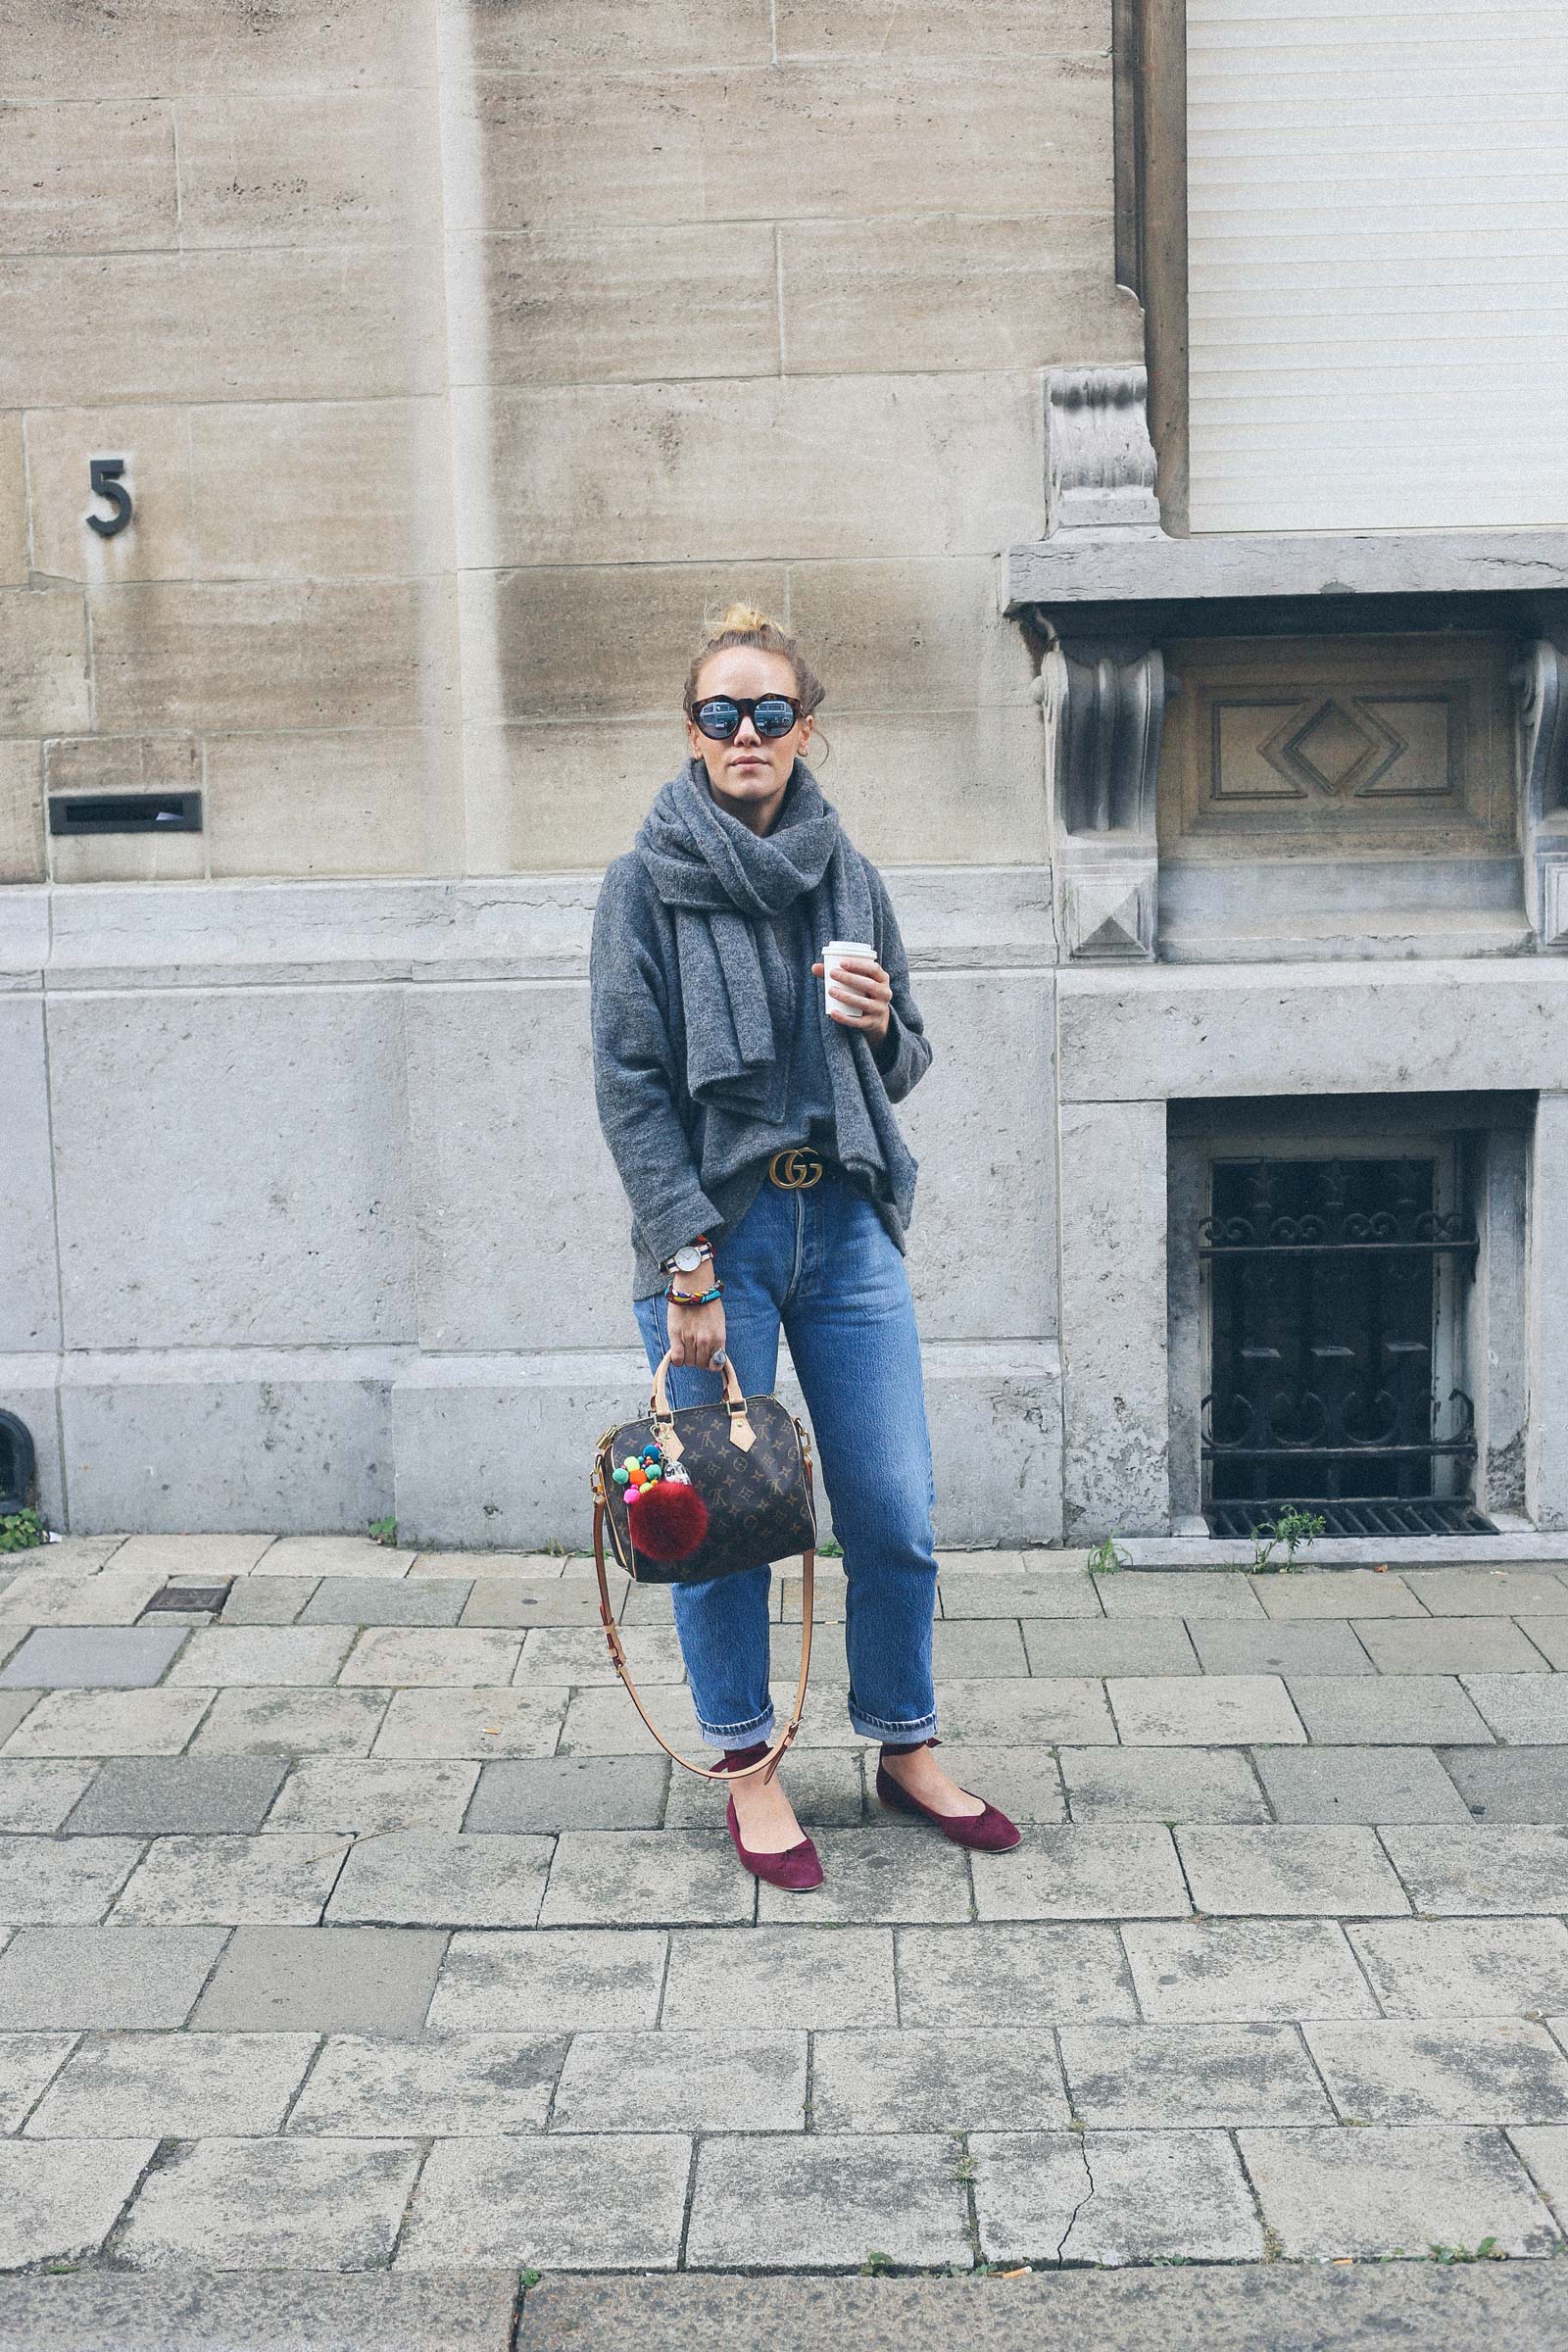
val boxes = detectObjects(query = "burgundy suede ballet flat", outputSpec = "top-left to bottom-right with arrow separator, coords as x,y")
716,1741 -> 825,1892
875,1744 -> 1022,1852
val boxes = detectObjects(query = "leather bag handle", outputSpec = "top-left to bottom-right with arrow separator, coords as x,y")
592,1467 -> 822,1778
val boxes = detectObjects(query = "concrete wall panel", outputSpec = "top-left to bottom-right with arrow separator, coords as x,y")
0,589 -> 89,736
0,99 -> 177,255
173,89 -> 442,248
188,402 -> 455,584
457,0 -> 772,75
1058,1100 -> 1169,1543
205,731 -> 464,883
0,997 -> 60,1350
11,0 -> 438,97
0,744 -> 44,885
775,0 -> 1108,57
0,414 -> 25,585
48,987 -> 416,1349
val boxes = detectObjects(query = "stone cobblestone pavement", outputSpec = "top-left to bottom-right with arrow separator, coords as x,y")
4,1537 -> 1568,2298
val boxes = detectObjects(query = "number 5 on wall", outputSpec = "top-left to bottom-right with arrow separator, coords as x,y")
86,456 -> 133,538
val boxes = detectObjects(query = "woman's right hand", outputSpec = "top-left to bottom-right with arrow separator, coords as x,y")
666,1294 -> 727,1373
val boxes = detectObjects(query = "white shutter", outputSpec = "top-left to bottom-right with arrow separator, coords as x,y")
1186,1 -> 1568,532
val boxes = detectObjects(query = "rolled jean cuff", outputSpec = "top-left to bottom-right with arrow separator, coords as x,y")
694,1703 -> 776,1752
848,1699 -> 939,1744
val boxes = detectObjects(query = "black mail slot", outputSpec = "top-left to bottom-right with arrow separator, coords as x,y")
50,791 -> 203,835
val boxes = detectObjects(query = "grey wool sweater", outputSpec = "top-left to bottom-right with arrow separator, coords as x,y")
590,851 -> 934,1298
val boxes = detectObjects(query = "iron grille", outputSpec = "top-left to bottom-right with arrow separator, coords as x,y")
1200,1156 -> 1490,1537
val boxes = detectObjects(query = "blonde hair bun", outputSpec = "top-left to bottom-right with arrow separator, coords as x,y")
710,601 -> 777,636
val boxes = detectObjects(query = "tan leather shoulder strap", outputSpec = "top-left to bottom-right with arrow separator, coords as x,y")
593,1465 -> 815,1786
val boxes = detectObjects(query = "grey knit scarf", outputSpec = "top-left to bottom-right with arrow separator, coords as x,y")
632,756 -> 916,1218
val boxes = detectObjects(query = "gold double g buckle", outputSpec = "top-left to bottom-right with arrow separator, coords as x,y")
768,1147 -> 823,1190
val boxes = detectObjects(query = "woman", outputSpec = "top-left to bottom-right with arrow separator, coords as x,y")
589,605 -> 1020,1889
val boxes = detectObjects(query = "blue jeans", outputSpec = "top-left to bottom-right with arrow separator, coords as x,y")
632,1162 -> 940,1749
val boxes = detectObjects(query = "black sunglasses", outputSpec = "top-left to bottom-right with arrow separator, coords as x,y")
687,694 -> 803,742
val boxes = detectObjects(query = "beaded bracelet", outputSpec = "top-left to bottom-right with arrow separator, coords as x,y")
665,1281 -> 723,1306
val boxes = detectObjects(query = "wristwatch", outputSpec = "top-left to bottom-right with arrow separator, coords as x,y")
661,1237 -> 712,1276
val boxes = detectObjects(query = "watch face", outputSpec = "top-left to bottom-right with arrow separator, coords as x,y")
672,1245 -> 704,1271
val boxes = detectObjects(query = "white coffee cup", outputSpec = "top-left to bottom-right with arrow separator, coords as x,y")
822,937 -> 877,1020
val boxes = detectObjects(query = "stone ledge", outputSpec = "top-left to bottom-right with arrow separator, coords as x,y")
1006,527 -> 1568,612
0,868 -> 1056,992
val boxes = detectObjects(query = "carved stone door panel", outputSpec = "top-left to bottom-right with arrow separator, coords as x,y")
1159,633 -> 1518,862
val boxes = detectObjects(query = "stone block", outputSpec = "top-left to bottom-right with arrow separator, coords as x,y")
428,1928 -> 665,2033
258,1538 -> 416,1581
1355,1619 -> 1552,1674
774,1 -> 1108,56
971,2128 -> 1264,2265
1057,1102 -> 1168,1542
13,2 -> 437,96
0,2139 -> 158,2270
0,1924 -> 228,2028
0,250 -> 444,408
1254,1569 -> 1427,1618
1288,1675 -> 1494,1744
460,372 -> 1041,570
516,1627 -> 686,1688
206,726 -> 463,883
0,1695 -> 38,1748
760,1828 -> 971,1926
326,1830 -> 553,1928
191,1925 -> 445,2034
1239,2125 -> 1561,2259
1462,1675 -> 1568,1741
464,59 -> 1107,232
1190,1620 -> 1376,1677
0,742 -> 44,882
3,1687 -> 210,1756
780,215 -> 1138,376
287,2032 -> 566,2137
970,1825 -> 1188,1923
686,2135 -> 973,2272
63,1757 -> 287,1836
1176,1826 -> 1410,1918
940,1571 -> 1102,1620
0,2034 -> 75,2132
662,1926 -> 897,2029
60,1355 -> 398,1538
1441,1747 -> 1568,1822
0,2276 -> 518,2351
115,1535 -> 276,1578
1098,1571 -> 1265,1619
1059,1748 -> 1269,1824
1509,2126 -> 1568,2221
1406,1569 -> 1568,1615
176,89 -> 438,250
0,1761 -> 96,1832
0,1000 -> 59,1346
1253,1746 -> 1473,1826
895,1922 -> 1137,2026
6,1537 -> 126,1575
26,2029 -> 315,2138
1122,1920 -> 1378,2023
116,2136 -> 422,2271
268,1760 -> 479,1836
1307,2020 -> 1568,2123
0,1573 -> 164,1627
0,97 -> 174,254
541,1831 -> 753,1928
193,1687 -> 390,1758
930,1677 -> 1116,1746
459,223 -> 778,389
929,1619 -> 1029,1679
114,1832 -> 347,1926
559,1685 -> 691,1757
1111,1675 -> 1307,1747
168,1627 -> 354,1687
1379,1826 -> 1568,1915
1060,2022 -> 1332,2126
554,2028 -> 807,2132
24,410 -> 194,584
302,1579 -> 468,1628
460,1581 -> 605,1629
341,1630 -> 522,1687
1517,1618 -> 1568,1669
372,1688 -> 566,1760
222,1580 -> 332,1627
663,1748 -> 862,1831
0,588 -> 88,736
812,2028 -> 1068,2133
398,2134 -> 691,2271
0,1835 -> 139,1925
1022,1619 -> 1199,1676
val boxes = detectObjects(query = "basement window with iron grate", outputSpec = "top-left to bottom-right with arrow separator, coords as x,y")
1200,1155 -> 1494,1541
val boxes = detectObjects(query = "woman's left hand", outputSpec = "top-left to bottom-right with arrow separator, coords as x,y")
812,955 -> 891,1049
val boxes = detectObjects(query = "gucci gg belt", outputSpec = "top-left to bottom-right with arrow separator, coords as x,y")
767,1147 -> 825,1189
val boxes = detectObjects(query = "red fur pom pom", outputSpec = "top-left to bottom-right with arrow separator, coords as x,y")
628,1478 -> 710,1562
